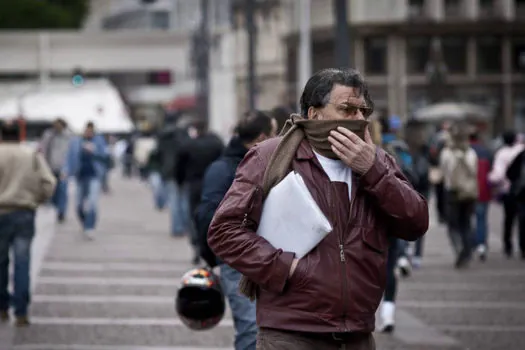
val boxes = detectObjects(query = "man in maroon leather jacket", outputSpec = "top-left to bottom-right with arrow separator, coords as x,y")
208,68 -> 429,350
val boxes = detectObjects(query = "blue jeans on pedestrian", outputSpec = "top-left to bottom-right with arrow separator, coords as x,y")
219,264 -> 257,350
167,180 -> 190,236
76,177 -> 101,231
0,210 -> 35,317
475,202 -> 489,247
51,176 -> 68,218
148,172 -> 167,210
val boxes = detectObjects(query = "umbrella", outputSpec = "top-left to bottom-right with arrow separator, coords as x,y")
413,102 -> 492,123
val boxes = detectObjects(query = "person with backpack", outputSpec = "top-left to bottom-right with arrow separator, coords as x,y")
194,111 -> 276,350
439,122 -> 478,268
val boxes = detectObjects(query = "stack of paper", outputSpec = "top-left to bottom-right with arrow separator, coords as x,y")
256,172 -> 332,259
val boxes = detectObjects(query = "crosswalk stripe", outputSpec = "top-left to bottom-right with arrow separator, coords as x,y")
29,317 -> 234,327
13,345 -> 233,350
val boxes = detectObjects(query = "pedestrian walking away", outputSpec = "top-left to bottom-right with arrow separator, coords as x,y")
0,122 -> 56,327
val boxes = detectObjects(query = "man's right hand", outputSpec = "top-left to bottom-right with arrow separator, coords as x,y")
288,258 -> 299,279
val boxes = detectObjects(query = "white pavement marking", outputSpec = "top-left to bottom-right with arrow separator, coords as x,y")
414,269 -> 525,277
391,309 -> 459,346
402,282 -> 524,291
37,276 -> 179,286
31,208 -> 56,290
29,317 -> 234,327
42,262 -> 189,272
399,300 -> 525,309
434,324 -> 525,332
13,345 -> 233,350
33,295 -> 173,304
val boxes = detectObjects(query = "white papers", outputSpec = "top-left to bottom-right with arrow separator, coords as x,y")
256,172 -> 332,259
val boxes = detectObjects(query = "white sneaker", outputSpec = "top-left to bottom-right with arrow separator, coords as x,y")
380,301 -> 396,333
477,245 -> 487,262
83,229 -> 95,241
397,256 -> 412,278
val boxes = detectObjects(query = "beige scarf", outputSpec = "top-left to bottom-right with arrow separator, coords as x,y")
239,114 -> 368,300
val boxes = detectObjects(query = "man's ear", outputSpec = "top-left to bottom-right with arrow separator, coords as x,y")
307,107 -> 318,120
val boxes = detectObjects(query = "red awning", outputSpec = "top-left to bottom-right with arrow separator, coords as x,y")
166,96 -> 196,111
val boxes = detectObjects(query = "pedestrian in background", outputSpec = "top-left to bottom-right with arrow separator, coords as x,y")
440,122 -> 478,268
0,122 -> 56,326
469,130 -> 492,261
175,119 -> 223,265
39,117 -> 72,223
62,122 -> 109,240
195,110 -> 277,350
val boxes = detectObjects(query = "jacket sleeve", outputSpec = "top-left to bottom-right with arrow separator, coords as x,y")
207,147 -> 295,294
39,129 -> 51,155
62,138 -> 77,177
35,153 -> 57,204
360,149 -> 429,241
195,160 -> 232,267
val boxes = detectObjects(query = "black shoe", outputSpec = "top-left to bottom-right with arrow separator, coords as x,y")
381,324 -> 395,333
15,316 -> 30,327
0,310 -> 8,323
455,254 -> 470,269
57,213 -> 65,223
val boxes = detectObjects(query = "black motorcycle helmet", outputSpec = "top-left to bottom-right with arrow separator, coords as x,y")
175,268 -> 225,330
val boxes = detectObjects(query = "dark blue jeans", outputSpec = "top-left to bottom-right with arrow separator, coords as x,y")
76,177 -> 101,231
51,176 -> 68,218
219,264 -> 257,350
0,210 -> 35,316
384,236 -> 399,302
475,202 -> 489,246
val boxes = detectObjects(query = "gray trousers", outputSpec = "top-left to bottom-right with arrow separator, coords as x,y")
256,327 -> 376,350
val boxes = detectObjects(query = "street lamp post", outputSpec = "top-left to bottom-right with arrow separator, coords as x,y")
426,38 -> 448,104
192,0 -> 211,124
246,0 -> 257,112
297,0 -> 312,107
333,0 -> 350,67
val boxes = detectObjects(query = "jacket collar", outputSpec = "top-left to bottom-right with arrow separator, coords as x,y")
296,139 -> 315,160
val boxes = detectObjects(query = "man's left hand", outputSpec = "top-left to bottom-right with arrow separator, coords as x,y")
328,126 -> 376,174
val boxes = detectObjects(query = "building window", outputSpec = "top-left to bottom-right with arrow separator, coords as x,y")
512,37 -> 525,73
517,0 -> 525,18
151,11 -> 170,29
408,0 -> 425,19
479,0 -> 497,18
364,37 -> 387,75
444,0 -> 463,18
442,36 -> 467,73
477,36 -> 502,74
406,37 -> 430,74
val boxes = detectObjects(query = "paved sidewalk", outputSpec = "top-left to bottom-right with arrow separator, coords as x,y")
1,177 -> 524,350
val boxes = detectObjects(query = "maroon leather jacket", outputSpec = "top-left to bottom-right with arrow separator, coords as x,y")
208,138 -> 428,334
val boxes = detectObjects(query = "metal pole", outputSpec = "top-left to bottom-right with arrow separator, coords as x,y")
246,0 -> 257,112
196,0 -> 210,123
333,0 -> 350,67
297,0 -> 312,108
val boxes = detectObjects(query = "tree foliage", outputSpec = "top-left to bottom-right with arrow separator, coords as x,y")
0,0 -> 89,29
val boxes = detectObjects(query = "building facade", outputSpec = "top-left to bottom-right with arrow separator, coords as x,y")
280,0 -> 525,132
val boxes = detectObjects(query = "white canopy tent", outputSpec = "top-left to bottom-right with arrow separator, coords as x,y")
0,80 -> 134,134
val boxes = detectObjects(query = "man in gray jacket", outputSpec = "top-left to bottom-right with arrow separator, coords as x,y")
40,118 -> 72,222
0,122 -> 56,326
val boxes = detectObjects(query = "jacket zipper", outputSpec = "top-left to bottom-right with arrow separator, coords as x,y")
339,179 -> 358,332
240,187 -> 260,228
327,187 -> 349,332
